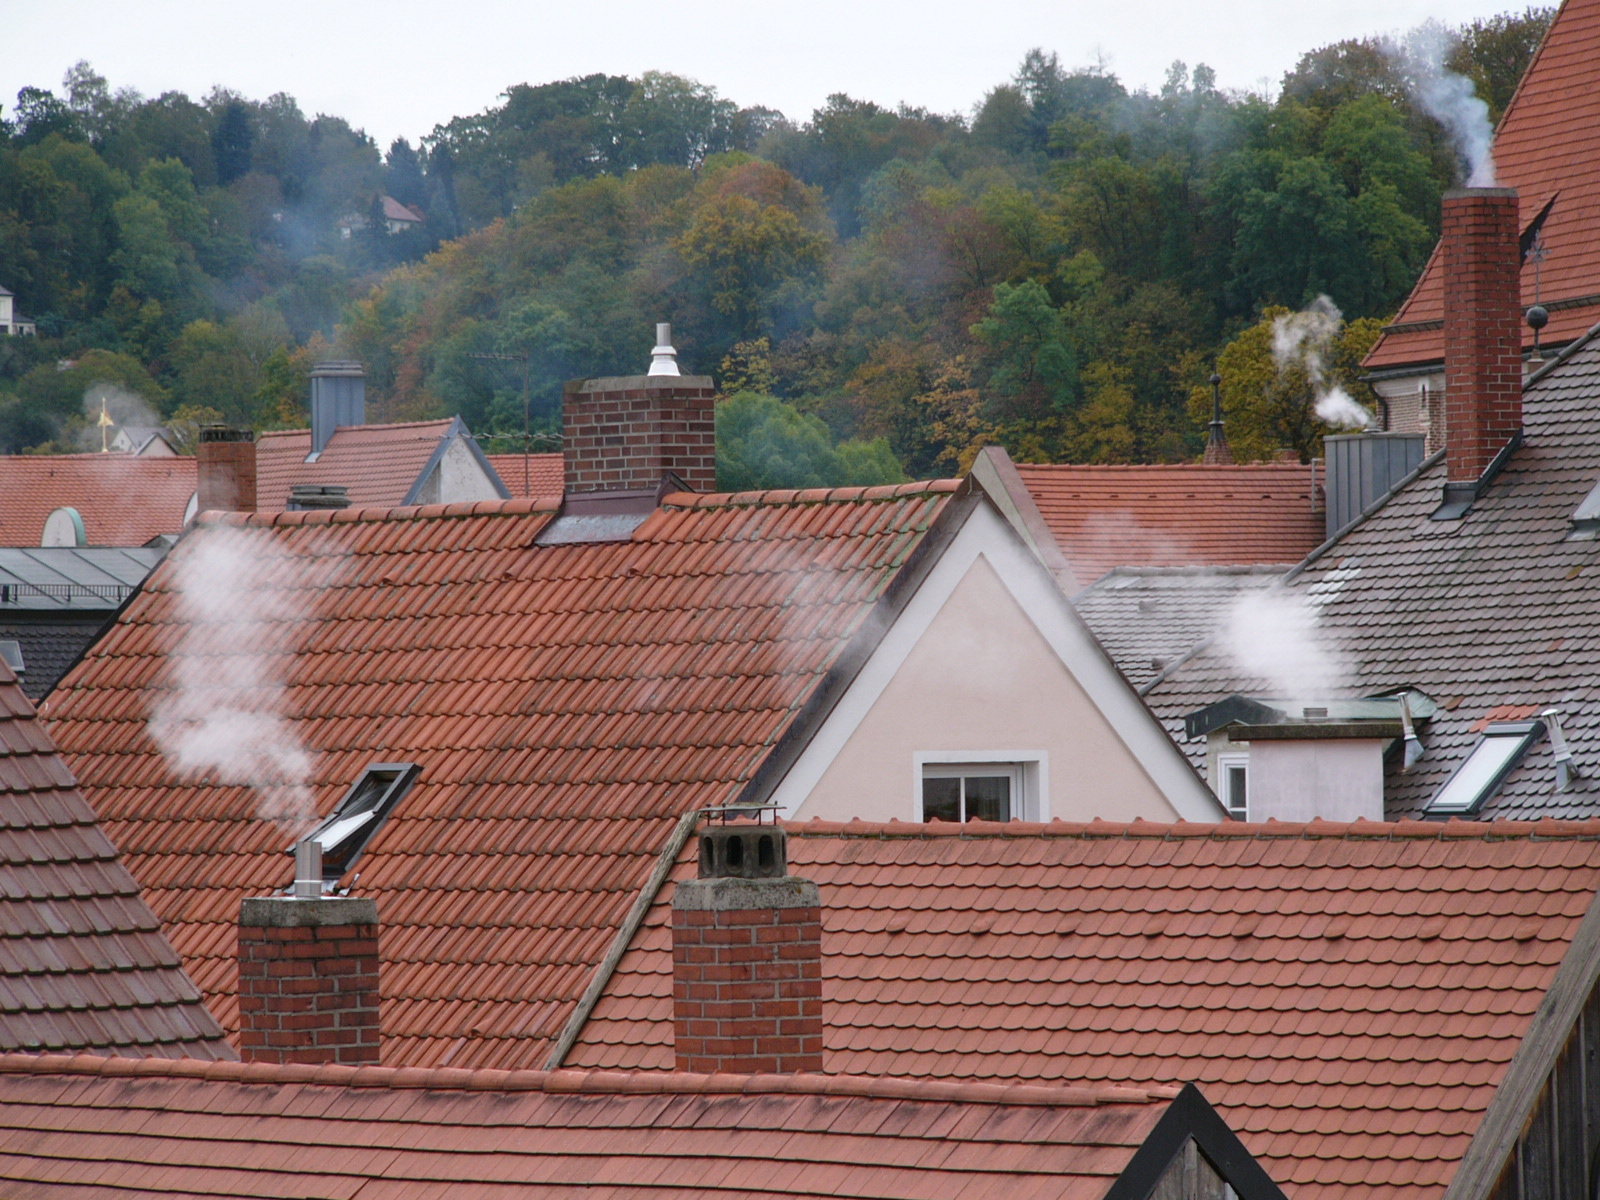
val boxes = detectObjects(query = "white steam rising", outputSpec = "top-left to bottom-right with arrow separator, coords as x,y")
79,383 -> 162,452
1395,23 -> 1497,187
149,527 -> 318,833
1220,590 -> 1350,697
1272,296 -> 1374,430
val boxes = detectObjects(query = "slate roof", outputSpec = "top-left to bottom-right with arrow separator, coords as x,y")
566,818 -> 1600,1200
1072,566 -> 1287,690
1367,0 -> 1600,370
40,482 -> 962,1069
0,1055 -> 1190,1200
254,418 -> 464,513
1,615 -> 119,704
1145,332 -> 1600,819
1012,463 -> 1322,587
486,451 -> 565,499
0,455 -> 195,547
0,663 -> 231,1059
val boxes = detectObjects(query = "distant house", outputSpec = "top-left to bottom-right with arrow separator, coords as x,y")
338,195 -> 426,239
42,339 -> 1222,1071
108,425 -> 176,457
0,285 -> 36,336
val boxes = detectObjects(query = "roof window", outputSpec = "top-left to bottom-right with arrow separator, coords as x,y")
1425,721 -> 1544,817
288,763 -> 420,887
0,640 -> 23,676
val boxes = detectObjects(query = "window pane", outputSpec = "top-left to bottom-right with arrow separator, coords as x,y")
923,776 -> 960,822
1226,765 -> 1248,818
963,776 -> 1011,822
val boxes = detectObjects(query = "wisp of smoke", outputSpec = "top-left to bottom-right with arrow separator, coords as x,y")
1220,590 -> 1351,697
1271,295 -> 1374,430
1393,22 -> 1497,187
79,383 -> 161,452
148,526 -> 319,833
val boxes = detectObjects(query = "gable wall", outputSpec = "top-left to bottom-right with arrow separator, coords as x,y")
415,437 -> 503,506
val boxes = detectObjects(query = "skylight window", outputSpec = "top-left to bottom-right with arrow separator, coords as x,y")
289,763 -> 420,886
1425,722 -> 1544,817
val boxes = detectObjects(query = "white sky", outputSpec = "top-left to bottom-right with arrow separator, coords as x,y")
3,0 -> 1527,149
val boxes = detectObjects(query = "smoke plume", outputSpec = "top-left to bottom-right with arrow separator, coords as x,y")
148,526 -> 319,832
78,383 -> 162,453
1272,296 -> 1374,430
1220,589 -> 1350,697
1395,22 -> 1497,187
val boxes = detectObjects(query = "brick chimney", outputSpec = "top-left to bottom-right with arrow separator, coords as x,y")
1441,187 -> 1522,497
672,821 -> 822,1074
237,845 -> 380,1064
563,324 -> 716,499
196,426 -> 257,514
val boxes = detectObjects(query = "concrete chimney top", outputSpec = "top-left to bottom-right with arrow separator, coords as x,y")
648,323 -> 680,377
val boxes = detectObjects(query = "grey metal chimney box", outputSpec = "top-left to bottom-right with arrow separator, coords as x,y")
1324,433 -> 1425,539
310,361 -> 367,455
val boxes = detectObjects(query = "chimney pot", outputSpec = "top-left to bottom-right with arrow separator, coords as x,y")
196,426 -> 257,514
310,361 -> 367,456
648,322 -> 681,377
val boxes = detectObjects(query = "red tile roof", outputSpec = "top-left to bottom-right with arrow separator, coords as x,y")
486,451 -> 564,499
0,1055 -> 1185,1200
1012,463 -> 1323,586
0,455 -> 195,546
1366,0 -> 1600,369
567,818 -> 1600,1200
0,664 -> 231,1059
254,419 -> 460,513
40,482 -> 961,1070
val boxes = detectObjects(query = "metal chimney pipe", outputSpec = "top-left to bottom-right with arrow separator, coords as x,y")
648,323 -> 681,377
293,840 -> 323,900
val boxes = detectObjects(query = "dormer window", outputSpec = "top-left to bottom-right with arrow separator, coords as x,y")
1425,722 -> 1544,817
916,753 -> 1045,823
289,763 -> 420,886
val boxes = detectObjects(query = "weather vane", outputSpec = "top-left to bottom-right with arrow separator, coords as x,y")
96,396 -> 115,454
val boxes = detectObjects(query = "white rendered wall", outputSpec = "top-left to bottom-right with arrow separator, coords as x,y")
1247,739 -> 1386,822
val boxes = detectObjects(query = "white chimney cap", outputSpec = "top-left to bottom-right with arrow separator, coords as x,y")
648,322 -> 680,377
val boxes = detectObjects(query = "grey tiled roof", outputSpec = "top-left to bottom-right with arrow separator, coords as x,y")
1146,334 -> 1600,820
1073,565 -> 1289,691
0,614 -> 111,702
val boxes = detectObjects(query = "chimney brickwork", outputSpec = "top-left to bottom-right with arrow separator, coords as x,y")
237,896 -> 380,1065
563,375 -> 717,495
196,427 -> 257,514
1442,188 -> 1522,485
671,823 -> 823,1074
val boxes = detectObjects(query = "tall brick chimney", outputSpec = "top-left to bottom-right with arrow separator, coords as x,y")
563,324 -> 716,500
237,844 -> 381,1064
672,821 -> 823,1074
196,426 -> 257,514
1441,187 -> 1522,504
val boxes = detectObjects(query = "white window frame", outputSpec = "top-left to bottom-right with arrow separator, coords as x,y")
913,751 -> 1047,823
1215,750 -> 1250,821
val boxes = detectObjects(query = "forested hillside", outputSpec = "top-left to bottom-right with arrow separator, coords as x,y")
0,11 -> 1551,475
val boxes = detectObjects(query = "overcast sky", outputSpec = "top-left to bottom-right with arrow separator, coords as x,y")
3,0 -> 1527,149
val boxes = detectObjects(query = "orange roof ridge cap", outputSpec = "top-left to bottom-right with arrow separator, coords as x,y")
194,496 -> 560,529
662,478 -> 962,509
783,816 -> 1600,841
0,1055 -> 1178,1105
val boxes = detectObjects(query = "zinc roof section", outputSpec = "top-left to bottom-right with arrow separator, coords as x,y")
1072,566 -> 1288,690
1366,0 -> 1600,370
486,451 -> 564,500
40,482 -> 959,1069
254,419 -> 458,513
1013,463 -> 1323,588
0,455 -> 195,547
0,664 -> 231,1059
1146,335 -> 1600,819
0,1055 -> 1180,1200
566,819 -> 1600,1200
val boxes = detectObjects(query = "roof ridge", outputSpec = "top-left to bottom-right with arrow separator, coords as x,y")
1013,462 -> 1311,473
198,496 -> 562,527
664,479 -> 962,509
0,1055 -> 1177,1106
784,816 -> 1600,841
259,418 -> 458,439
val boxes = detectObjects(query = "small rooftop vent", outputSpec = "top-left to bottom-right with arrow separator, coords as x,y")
648,322 -> 680,377
289,484 -> 351,510
287,762 -> 420,888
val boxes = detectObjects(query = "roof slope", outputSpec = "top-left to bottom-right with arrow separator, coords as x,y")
254,419 -> 458,513
1013,463 -> 1322,587
0,1056 -> 1184,1200
0,664 -> 230,1059
567,819 -> 1600,1200
1367,0 -> 1600,369
40,483 -> 959,1069
0,455 -> 195,547
1146,336 -> 1600,818
487,450 -> 564,499
1073,566 -> 1285,690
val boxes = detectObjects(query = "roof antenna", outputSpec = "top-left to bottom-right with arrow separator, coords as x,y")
1542,708 -> 1578,792
648,322 -> 680,377
1203,369 -> 1233,465
1399,694 -> 1424,770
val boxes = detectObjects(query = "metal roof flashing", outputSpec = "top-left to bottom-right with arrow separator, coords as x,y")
1185,692 -> 1438,742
